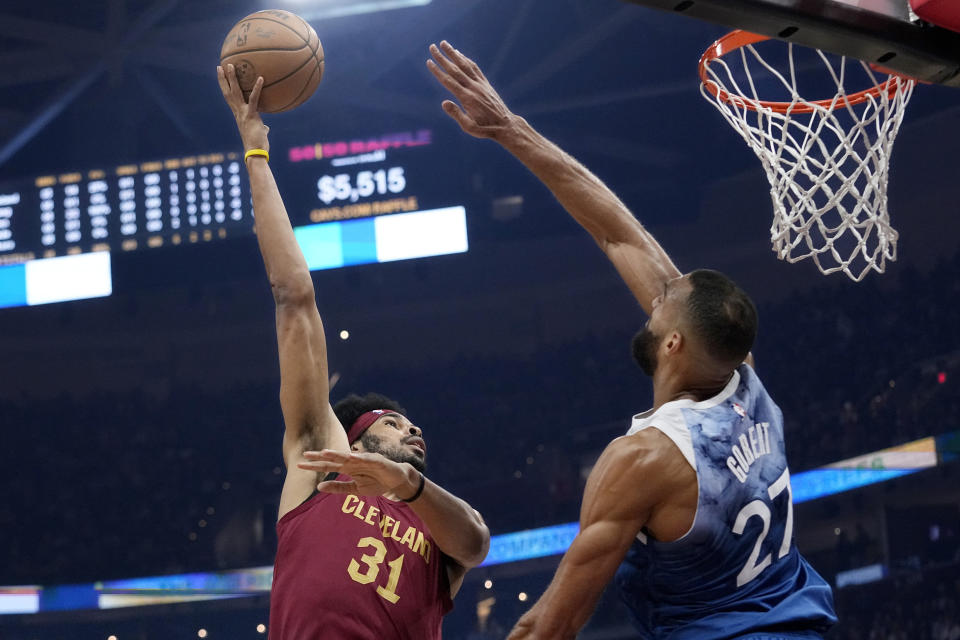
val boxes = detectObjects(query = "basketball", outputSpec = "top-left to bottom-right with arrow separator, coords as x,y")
219,10 -> 324,113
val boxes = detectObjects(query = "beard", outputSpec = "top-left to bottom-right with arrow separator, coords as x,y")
360,433 -> 427,474
631,326 -> 661,377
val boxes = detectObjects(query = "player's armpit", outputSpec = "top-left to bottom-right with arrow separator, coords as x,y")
277,404 -> 347,520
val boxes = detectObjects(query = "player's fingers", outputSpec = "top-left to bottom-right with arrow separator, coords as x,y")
426,47 -> 454,83
429,43 -> 471,87
335,455 -> 383,474
350,451 -> 390,463
303,449 -> 350,462
466,57 -> 485,82
316,480 -> 357,494
225,64 -> 245,101
216,66 -> 231,98
440,41 -> 481,81
296,460 -> 339,473
248,76 -> 264,110
442,100 -> 485,137
427,61 -> 477,113
441,99 -> 465,120
426,59 -> 460,95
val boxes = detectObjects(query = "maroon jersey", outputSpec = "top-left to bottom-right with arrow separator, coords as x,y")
269,485 -> 453,640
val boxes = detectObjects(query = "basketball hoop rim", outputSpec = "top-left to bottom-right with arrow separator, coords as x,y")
698,30 -> 911,114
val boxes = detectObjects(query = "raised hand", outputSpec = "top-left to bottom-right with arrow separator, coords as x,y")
216,63 -> 270,153
298,449 -> 421,500
426,40 -> 516,140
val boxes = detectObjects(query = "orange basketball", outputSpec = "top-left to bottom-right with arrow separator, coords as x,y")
220,10 -> 324,113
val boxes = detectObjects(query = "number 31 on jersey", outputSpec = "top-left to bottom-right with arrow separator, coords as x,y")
348,536 -> 405,603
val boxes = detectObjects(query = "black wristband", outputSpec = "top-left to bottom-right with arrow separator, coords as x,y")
401,472 -> 425,503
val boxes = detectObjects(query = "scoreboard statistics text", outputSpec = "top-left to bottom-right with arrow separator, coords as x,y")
0,128 -> 469,309
0,152 -> 250,266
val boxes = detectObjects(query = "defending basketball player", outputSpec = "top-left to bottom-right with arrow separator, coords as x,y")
217,63 -> 489,639
427,41 -> 837,639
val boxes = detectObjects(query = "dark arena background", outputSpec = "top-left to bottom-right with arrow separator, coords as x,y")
1,0 -> 959,638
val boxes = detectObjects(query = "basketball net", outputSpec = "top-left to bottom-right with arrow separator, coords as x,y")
699,31 -> 916,281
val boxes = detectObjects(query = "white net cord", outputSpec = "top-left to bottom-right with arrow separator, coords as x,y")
701,41 -> 915,281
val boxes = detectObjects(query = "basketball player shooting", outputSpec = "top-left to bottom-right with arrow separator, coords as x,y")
217,63 -> 490,639
427,41 -> 837,639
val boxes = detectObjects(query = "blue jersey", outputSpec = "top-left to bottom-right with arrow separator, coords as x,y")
614,364 -> 837,639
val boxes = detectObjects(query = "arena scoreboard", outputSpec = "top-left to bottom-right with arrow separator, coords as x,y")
0,153 -> 251,265
0,128 -> 469,308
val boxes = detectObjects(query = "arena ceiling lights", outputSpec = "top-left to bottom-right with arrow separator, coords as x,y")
277,0 -> 431,19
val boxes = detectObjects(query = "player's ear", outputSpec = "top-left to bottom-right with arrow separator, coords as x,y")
664,330 -> 683,354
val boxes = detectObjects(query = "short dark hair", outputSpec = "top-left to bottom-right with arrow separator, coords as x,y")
333,392 -> 406,433
683,269 -> 758,365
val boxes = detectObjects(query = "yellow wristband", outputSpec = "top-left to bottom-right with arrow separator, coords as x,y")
244,148 -> 269,163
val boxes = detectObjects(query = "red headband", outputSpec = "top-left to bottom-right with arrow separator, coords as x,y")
346,409 -> 399,443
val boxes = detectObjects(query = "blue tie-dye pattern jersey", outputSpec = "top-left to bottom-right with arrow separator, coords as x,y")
614,364 -> 837,639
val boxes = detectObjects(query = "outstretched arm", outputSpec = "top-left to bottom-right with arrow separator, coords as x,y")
506,433 -> 667,639
218,64 -> 347,519
427,41 -> 681,315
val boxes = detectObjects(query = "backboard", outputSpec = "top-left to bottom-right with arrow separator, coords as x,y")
624,0 -> 960,86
